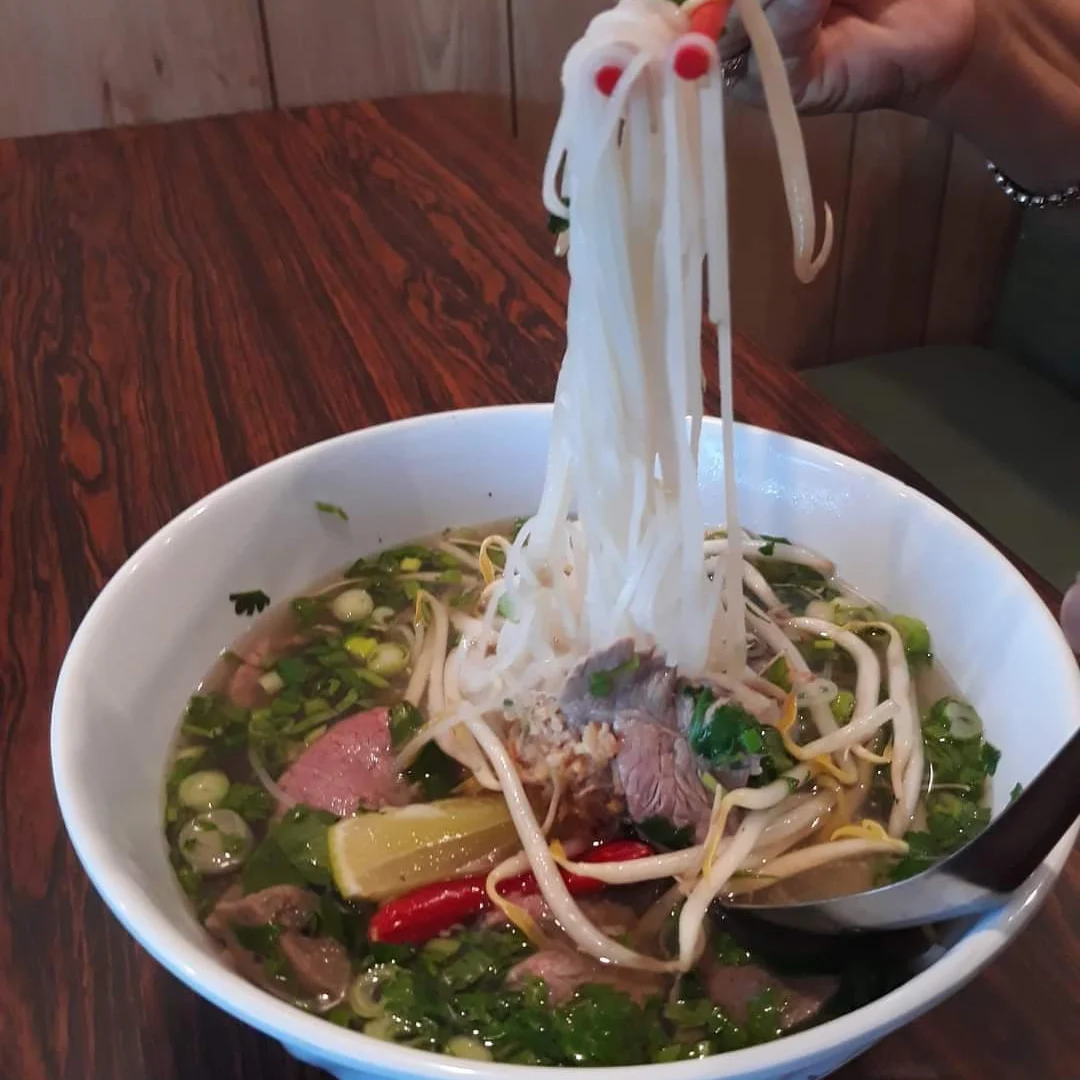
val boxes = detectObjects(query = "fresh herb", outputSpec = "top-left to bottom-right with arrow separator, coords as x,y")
685,688 -> 792,785
554,985 -> 648,1066
830,689 -> 856,723
407,742 -> 464,801
762,655 -> 791,692
219,782 -> 274,822
756,560 -> 827,591
711,932 -> 752,967
1009,782 -> 1024,803
388,701 -> 425,748
314,892 -> 372,952
290,596 -> 326,628
275,655 -> 314,687
923,697 -> 999,797
230,590 -> 271,616
588,654 -> 640,698
241,833 -> 307,893
745,988 -> 788,1044
243,805 -> 336,892
637,816 -> 694,851
273,806 -> 337,887
315,501 -> 349,521
889,614 -> 932,665
757,534 -> 790,558
181,694 -> 249,748
233,923 -> 283,956
886,790 -> 991,883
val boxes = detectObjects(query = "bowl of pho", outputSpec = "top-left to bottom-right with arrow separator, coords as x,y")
52,2 -> 1079,1078
51,406 -> 1080,1079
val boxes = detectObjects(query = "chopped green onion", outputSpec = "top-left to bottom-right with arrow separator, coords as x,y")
890,614 -> 932,662
344,635 -> 378,661
445,1036 -> 493,1061
177,769 -> 231,810
400,556 -> 422,572
258,671 -> 285,695
929,697 -> 983,741
830,690 -> 855,723
368,642 -> 409,677
349,965 -> 396,1018
332,588 -> 374,623
178,809 -> 253,875
362,1016 -> 402,1041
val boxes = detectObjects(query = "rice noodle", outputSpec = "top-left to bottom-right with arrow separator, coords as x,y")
422,0 -> 925,971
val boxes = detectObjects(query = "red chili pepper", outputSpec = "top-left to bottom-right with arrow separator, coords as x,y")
675,0 -> 736,82
594,63 -> 624,97
367,839 -> 653,944
688,0 -> 734,41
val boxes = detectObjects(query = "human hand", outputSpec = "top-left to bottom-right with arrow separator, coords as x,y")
722,0 -> 975,116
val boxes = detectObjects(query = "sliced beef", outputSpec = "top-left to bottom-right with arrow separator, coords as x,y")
205,884 -> 317,936
279,931 -> 351,1001
507,948 -> 664,1005
277,706 -> 411,816
228,633 -> 306,708
560,640 -> 677,730
205,885 -> 349,1009
702,955 -> 837,1029
615,719 -> 713,842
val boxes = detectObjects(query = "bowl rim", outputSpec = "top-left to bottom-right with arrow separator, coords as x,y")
51,403 -> 1080,1078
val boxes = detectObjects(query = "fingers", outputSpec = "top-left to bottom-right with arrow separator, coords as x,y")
724,0 -> 832,109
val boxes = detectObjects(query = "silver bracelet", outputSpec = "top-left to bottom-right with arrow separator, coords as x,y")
987,161 -> 1080,209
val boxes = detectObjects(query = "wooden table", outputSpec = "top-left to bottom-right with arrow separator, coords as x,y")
0,93 -> 1075,1080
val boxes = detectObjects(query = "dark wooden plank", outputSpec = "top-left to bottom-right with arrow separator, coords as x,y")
925,136 -> 1020,346
0,92 -> 1074,1080
830,112 -> 952,364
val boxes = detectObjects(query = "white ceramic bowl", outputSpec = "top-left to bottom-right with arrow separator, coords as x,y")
52,405 -> 1080,1080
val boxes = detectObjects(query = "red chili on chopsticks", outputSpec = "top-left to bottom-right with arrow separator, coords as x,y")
367,839 -> 653,945
675,0 -> 736,82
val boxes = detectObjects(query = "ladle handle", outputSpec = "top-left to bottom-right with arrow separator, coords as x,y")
950,724 -> 1080,893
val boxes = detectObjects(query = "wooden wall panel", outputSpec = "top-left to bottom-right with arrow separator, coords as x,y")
925,137 -> 1020,345
0,0 -> 270,139
830,111 -> 952,363
726,108 -> 854,368
511,0 -> 608,153
264,0 -> 512,123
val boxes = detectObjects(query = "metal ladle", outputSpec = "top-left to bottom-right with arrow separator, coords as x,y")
726,723 -> 1080,934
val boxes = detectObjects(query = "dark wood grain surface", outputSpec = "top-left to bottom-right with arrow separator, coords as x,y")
0,93 -> 1075,1080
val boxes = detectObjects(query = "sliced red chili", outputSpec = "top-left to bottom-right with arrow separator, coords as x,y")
688,0 -> 734,42
367,839 -> 653,944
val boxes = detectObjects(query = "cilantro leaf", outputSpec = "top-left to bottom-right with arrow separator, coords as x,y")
637,816 -> 694,851
388,701 -> 425,748
685,689 -> 792,785
219,782 -> 274,822
230,590 -> 271,616
885,791 -> 991,883
757,534 -> 790,558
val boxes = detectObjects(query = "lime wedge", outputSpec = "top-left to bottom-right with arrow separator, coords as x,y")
328,795 -> 519,901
